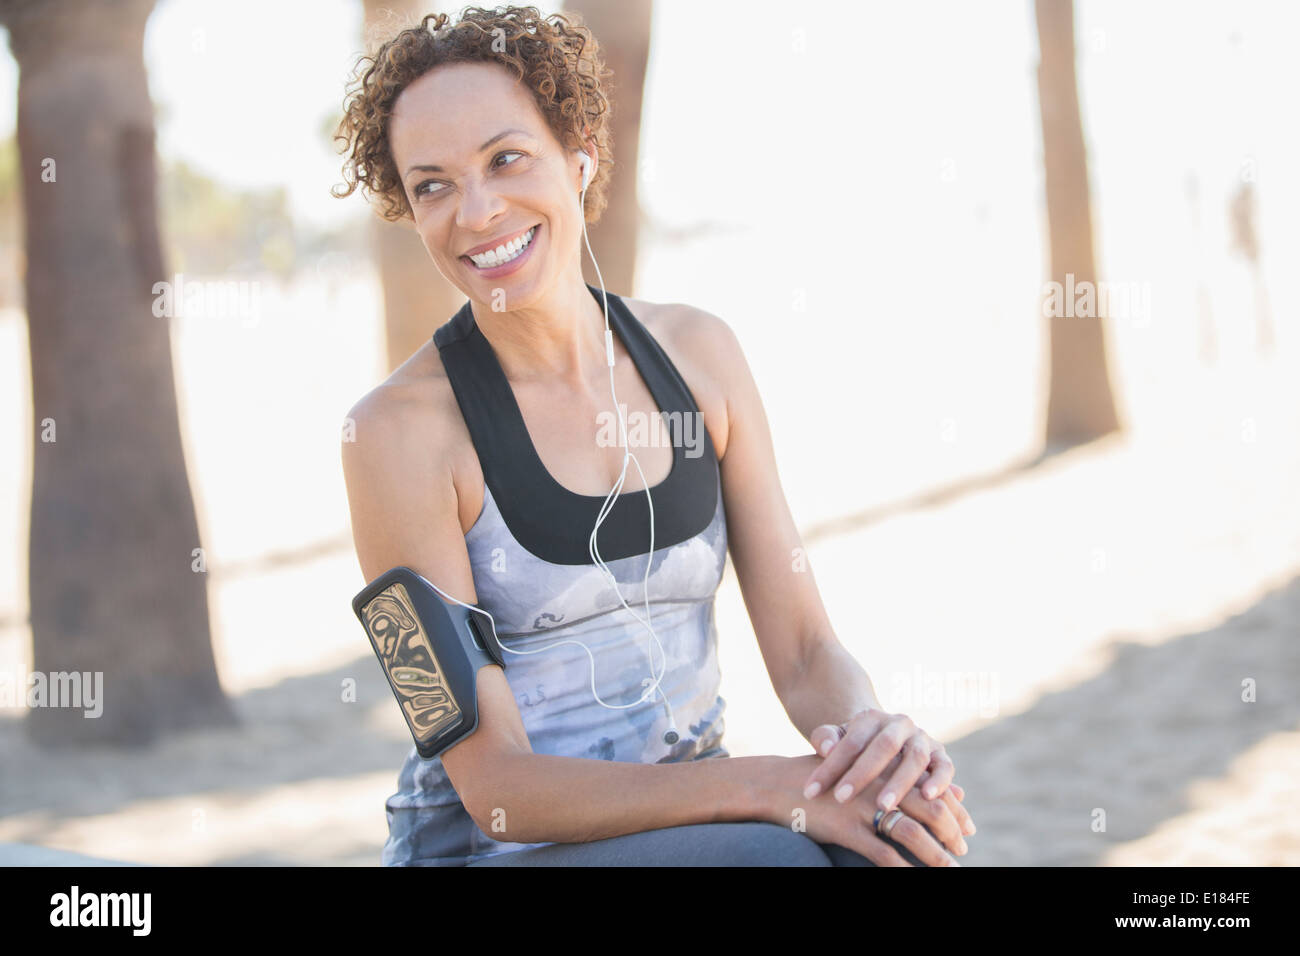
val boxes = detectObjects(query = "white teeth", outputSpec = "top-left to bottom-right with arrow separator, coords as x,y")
469,227 -> 535,268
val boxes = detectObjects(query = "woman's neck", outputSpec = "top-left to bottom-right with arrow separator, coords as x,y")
470,272 -> 611,389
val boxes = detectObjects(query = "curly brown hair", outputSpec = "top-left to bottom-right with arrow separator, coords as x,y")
332,4 -> 615,225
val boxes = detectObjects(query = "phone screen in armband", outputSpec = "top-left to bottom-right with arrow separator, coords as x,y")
358,574 -> 465,754
352,567 -> 504,759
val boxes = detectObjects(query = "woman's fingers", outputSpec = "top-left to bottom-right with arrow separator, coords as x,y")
942,787 -> 976,836
914,771 -> 974,833
856,831 -> 914,867
824,734 -> 904,805
809,723 -> 845,758
872,731 -> 932,812
873,810 -> 959,867
802,712 -> 957,817
918,747 -> 955,800
899,786 -> 968,855
800,711 -> 882,798
877,739 -> 951,808
837,715 -> 916,809
821,712 -> 925,811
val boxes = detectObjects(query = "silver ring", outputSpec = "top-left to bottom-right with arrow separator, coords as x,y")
880,809 -> 907,841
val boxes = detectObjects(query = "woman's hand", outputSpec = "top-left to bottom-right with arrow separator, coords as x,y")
802,708 -> 963,817
771,753 -> 971,866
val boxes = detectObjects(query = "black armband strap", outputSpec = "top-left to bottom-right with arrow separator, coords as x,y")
352,566 -> 506,760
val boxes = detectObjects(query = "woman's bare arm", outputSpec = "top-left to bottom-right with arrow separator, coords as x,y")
448,666 -> 781,842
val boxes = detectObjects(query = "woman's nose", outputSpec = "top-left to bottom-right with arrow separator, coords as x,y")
455,178 -> 507,233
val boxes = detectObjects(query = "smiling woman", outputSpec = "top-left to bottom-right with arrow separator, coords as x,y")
331,4 -> 975,868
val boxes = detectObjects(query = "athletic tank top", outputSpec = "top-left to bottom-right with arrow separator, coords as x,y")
381,284 -> 731,866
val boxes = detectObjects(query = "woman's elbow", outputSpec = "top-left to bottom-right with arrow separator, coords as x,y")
454,749 -> 536,838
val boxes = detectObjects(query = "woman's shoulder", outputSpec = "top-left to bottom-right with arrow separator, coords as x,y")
619,294 -> 737,460
342,340 -> 483,529
620,294 -> 737,356
345,340 -> 460,446
343,340 -> 470,481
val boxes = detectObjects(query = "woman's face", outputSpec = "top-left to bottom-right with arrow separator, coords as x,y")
389,60 -> 589,310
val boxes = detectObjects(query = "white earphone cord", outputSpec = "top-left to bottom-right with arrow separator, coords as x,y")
421,153 -> 678,744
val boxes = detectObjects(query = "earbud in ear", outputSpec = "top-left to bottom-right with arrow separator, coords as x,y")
578,152 -> 592,191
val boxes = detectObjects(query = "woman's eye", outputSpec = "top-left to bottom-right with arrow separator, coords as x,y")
413,151 -> 524,200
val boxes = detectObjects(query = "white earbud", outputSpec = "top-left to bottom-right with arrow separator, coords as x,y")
578,151 -> 592,192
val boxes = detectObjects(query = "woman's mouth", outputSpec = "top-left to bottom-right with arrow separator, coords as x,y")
461,224 -> 540,278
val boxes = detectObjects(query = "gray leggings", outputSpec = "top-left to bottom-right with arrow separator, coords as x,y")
465,821 -> 930,866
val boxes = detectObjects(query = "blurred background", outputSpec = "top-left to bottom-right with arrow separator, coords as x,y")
0,0 -> 1296,866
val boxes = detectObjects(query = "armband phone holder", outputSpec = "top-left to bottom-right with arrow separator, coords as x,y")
352,566 -> 506,760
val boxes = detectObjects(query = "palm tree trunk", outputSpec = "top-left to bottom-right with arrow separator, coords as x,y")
565,0 -> 652,297
361,0 -> 468,372
1,0 -> 236,746
1035,0 -> 1120,447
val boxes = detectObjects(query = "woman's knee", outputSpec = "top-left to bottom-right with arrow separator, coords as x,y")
685,822 -> 833,866
469,821 -> 837,866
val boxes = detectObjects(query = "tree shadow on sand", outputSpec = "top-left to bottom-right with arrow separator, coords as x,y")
0,650 -> 411,824
946,571 -> 1300,865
